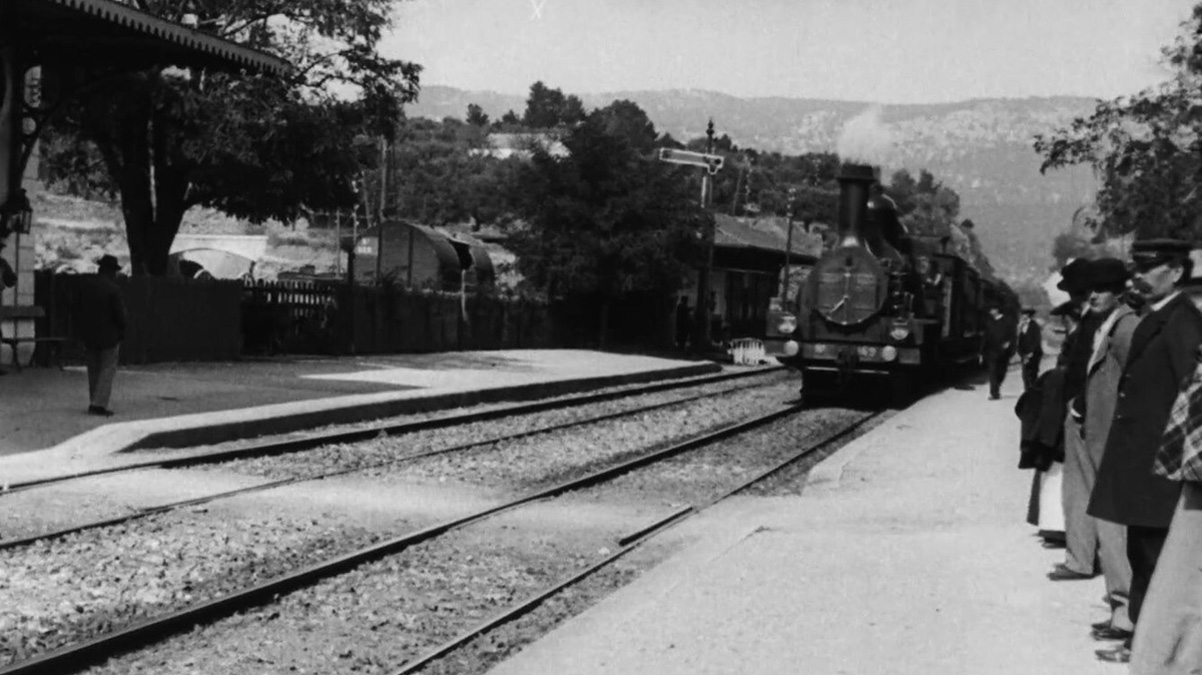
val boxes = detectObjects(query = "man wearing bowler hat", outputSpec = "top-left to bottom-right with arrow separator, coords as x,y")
1089,239 -> 1202,663
1016,307 -> 1043,390
1055,258 -> 1139,641
79,255 -> 126,416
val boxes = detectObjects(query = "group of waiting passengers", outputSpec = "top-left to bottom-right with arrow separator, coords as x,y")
1016,238 -> 1202,670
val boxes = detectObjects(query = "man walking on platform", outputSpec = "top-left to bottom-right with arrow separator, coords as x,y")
983,305 -> 1014,400
79,255 -> 126,417
1052,259 -> 1138,641
1017,307 -> 1043,390
1089,240 -> 1202,664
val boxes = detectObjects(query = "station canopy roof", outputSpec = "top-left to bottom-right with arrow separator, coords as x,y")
3,0 -> 289,75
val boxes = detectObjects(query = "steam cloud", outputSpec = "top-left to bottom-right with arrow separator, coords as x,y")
836,106 -> 896,166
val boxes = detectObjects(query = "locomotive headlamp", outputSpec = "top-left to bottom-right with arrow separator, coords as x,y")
880,346 -> 898,362
777,315 -> 797,335
783,340 -> 799,357
889,323 -> 911,341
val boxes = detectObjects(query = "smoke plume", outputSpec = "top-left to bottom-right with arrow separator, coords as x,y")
836,106 -> 896,166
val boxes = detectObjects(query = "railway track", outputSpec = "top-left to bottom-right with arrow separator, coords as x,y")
0,402 -> 880,675
1,366 -> 785,496
0,371 -> 782,551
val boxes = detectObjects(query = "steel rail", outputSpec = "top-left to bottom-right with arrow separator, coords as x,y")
0,378 -> 774,552
0,404 -> 802,675
390,410 -> 883,675
2,366 -> 784,495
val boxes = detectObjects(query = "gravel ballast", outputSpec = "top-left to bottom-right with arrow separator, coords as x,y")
202,371 -> 792,482
79,523 -> 679,675
0,507 -> 392,666
2,372 -> 828,673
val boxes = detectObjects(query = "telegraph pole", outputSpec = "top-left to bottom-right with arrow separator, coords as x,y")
695,119 -> 717,352
783,187 -> 796,304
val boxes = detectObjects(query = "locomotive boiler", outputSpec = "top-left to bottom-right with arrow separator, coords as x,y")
772,162 -> 1013,404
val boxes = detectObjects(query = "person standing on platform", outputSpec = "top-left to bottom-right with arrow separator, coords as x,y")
79,254 -> 126,417
1054,259 -> 1139,642
675,297 -> 691,351
1017,307 -> 1043,390
0,239 -> 17,376
983,305 -> 1015,400
1132,344 -> 1202,674
1089,240 -> 1202,664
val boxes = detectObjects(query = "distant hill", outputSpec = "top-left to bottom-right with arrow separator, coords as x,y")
409,85 -> 1101,284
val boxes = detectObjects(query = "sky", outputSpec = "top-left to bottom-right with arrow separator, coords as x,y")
383,0 -> 1197,104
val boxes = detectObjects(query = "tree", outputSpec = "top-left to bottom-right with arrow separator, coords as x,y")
508,110 -> 706,344
593,100 -> 658,152
383,117 -> 521,227
1034,4 -> 1202,241
521,81 -> 584,129
43,0 -> 420,276
886,168 -> 961,238
466,103 -> 490,127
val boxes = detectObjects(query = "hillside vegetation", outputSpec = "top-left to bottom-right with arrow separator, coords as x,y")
411,86 -> 1099,283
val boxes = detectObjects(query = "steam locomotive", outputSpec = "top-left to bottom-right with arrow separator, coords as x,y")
769,162 -> 1016,404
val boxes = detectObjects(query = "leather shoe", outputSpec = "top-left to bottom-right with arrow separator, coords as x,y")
87,406 -> 115,417
1091,619 -> 1112,631
1092,626 -> 1133,641
1095,643 -> 1131,664
1048,564 -> 1094,581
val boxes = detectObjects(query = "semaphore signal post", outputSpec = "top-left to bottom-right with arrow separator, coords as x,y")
658,120 -> 724,352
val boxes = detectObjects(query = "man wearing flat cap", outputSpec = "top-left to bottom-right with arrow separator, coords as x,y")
1089,239 -> 1202,664
1056,257 -> 1139,642
78,255 -> 126,417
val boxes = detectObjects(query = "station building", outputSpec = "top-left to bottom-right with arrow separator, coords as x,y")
679,214 -> 823,341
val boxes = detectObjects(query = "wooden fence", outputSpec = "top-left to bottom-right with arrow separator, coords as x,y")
35,271 -> 243,364
33,273 -> 674,363
242,280 -> 556,355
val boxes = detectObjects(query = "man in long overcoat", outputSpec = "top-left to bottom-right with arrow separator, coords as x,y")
1054,258 -> 1139,639
1089,240 -> 1202,664
79,255 -> 127,416
1017,307 -> 1043,390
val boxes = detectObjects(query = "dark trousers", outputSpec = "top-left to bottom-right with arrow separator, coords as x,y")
1127,524 -> 1169,625
987,351 -> 1009,397
1020,355 -> 1040,391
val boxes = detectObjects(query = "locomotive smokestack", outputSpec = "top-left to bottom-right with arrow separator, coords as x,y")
836,162 -> 876,247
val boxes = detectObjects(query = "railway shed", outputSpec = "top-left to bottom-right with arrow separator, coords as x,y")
350,220 -> 496,291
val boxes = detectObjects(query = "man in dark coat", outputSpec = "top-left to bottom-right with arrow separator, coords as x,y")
983,305 -> 1015,400
0,239 -> 16,375
1017,307 -> 1043,390
675,297 -> 691,350
1089,239 -> 1202,664
79,255 -> 127,416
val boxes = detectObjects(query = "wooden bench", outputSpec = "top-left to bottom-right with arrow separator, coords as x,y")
1,336 -> 67,372
0,306 -> 67,372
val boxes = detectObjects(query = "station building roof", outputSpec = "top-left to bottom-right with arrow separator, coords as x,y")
2,0 -> 289,75
713,213 -> 823,260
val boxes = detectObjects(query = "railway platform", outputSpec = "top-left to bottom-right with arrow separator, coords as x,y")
487,366 -> 1120,675
0,349 -> 722,480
